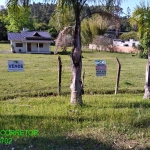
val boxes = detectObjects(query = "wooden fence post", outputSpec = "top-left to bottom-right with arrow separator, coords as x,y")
115,57 -> 121,94
58,56 -> 62,95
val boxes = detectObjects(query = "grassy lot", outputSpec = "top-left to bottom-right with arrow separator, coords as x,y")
0,42 -> 10,51
0,44 -> 147,100
1,95 -> 150,149
0,43 -> 150,149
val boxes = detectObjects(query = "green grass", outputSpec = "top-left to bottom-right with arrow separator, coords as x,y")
0,42 -> 10,51
0,44 -> 147,100
1,94 -> 150,149
0,43 -> 150,149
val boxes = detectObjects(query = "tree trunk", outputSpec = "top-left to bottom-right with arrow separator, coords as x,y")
70,15 -> 83,105
143,42 -> 150,99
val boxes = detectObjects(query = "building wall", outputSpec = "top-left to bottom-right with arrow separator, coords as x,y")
113,39 -> 140,47
11,40 -> 26,53
11,41 -> 51,53
89,39 -> 140,53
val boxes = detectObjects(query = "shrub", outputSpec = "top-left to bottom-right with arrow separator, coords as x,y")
119,31 -> 138,41
137,44 -> 148,59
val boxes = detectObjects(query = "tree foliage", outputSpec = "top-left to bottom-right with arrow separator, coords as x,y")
130,1 -> 150,58
30,3 -> 56,24
6,6 -> 34,32
81,14 -> 107,45
49,4 -> 74,32
0,9 -> 8,40
119,31 -> 138,40
92,35 -> 113,51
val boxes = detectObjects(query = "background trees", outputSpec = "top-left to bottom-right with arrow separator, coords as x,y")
6,5 -> 34,32
49,4 -> 75,32
81,14 -> 107,45
0,2 -> 132,41
30,3 -> 56,24
119,31 -> 138,41
130,1 -> 150,58
0,9 -> 8,40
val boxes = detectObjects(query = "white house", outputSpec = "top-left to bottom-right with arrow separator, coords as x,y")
113,39 -> 140,47
89,38 -> 140,53
7,28 -> 54,54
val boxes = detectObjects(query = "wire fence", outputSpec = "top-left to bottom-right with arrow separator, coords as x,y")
0,53 -> 147,100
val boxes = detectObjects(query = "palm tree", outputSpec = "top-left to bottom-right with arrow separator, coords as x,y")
7,0 -> 123,105
130,1 -> 150,58
130,1 -> 150,39
130,1 -> 150,99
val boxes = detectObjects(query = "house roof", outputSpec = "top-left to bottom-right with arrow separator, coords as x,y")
8,30 -> 53,43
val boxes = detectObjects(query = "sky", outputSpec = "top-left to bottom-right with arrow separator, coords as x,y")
0,0 -> 144,15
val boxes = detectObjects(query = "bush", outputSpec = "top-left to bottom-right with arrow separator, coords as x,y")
119,31 -> 138,41
137,44 -> 148,59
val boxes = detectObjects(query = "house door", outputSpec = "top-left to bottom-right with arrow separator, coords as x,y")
27,43 -> 31,52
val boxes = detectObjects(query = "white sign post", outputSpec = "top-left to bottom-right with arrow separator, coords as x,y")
8,60 -> 24,72
94,60 -> 106,76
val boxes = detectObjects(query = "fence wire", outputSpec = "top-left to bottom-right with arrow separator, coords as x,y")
0,53 -> 147,100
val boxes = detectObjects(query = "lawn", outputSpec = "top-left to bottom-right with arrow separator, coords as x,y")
1,95 -> 150,149
0,42 -> 10,52
0,44 -> 147,100
0,43 -> 150,150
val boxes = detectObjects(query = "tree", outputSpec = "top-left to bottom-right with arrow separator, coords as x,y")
49,4 -> 74,32
81,14 -> 107,45
130,1 -> 150,58
92,36 -> 113,52
0,9 -> 8,41
119,31 -> 138,41
7,0 -> 123,105
34,22 -> 49,31
30,3 -> 56,24
6,5 -> 34,32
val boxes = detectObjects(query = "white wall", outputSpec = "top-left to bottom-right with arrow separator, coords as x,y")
11,40 -> 26,53
11,41 -> 51,53
31,43 -> 50,53
113,39 -> 140,47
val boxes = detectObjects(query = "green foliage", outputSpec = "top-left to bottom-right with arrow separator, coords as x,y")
47,25 -> 58,39
0,12 -> 8,40
81,19 -> 92,45
81,15 -> 107,45
119,31 -> 138,40
137,44 -> 147,59
30,3 -> 56,24
138,32 -> 150,59
89,14 -> 106,37
49,5 -> 74,32
6,6 -> 34,32
130,2 -> 150,58
34,22 -> 49,31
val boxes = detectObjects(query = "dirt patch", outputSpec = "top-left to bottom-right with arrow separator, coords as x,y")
114,46 -> 138,53
0,50 -> 12,54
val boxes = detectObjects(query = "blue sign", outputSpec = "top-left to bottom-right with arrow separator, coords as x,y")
8,60 -> 24,72
94,60 -> 106,76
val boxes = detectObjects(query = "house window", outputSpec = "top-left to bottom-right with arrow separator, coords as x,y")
37,43 -> 43,48
16,43 -> 23,47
